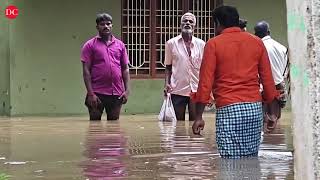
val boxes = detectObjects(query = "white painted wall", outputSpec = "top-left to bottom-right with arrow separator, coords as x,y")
286,0 -> 320,179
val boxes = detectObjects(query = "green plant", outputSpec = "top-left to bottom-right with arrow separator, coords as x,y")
0,173 -> 9,180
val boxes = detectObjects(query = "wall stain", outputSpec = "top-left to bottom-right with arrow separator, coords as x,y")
290,63 -> 310,87
287,11 -> 306,32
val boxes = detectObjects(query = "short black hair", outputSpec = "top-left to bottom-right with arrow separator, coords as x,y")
254,21 -> 269,38
96,13 -> 112,24
212,5 -> 239,28
239,19 -> 247,29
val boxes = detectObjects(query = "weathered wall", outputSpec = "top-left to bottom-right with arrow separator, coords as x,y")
286,0 -> 320,179
8,0 -> 121,115
225,0 -> 288,46
0,0 -> 11,116
5,0 -> 164,116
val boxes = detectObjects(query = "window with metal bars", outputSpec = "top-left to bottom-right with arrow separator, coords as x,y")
122,0 -> 222,78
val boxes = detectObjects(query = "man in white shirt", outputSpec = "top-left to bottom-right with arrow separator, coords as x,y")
254,21 -> 288,125
164,12 -> 206,121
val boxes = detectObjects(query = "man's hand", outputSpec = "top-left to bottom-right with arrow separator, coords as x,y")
87,94 -> 101,108
192,118 -> 205,135
119,90 -> 129,104
263,113 -> 278,133
163,84 -> 173,96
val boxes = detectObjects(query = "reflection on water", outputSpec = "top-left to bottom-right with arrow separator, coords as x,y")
80,121 -> 128,179
0,113 -> 293,179
0,120 -> 11,158
158,121 -> 219,179
156,119 -> 293,179
217,158 -> 261,179
0,120 -> 11,178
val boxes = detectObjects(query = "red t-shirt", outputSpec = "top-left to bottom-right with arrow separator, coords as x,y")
192,27 -> 279,108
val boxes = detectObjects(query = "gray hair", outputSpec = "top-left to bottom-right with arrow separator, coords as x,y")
181,12 -> 196,24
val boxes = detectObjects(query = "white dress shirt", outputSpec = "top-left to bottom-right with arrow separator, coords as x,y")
164,35 -> 205,97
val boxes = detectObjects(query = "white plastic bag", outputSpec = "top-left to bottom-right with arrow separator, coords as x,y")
158,93 -> 177,121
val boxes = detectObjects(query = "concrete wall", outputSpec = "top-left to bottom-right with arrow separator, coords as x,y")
225,0 -> 288,46
8,0 -> 122,116
3,0 -> 165,116
286,0 -> 320,179
123,79 -> 163,115
0,0 -> 11,116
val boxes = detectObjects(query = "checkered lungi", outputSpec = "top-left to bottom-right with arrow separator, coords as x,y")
216,102 -> 263,158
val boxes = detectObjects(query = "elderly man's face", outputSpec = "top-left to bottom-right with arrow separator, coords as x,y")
181,15 -> 196,34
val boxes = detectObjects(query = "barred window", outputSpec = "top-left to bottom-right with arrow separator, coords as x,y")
122,0 -> 221,78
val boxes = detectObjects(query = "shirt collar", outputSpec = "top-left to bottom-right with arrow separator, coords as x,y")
262,35 -> 271,41
96,34 -> 115,44
178,34 -> 196,45
221,27 -> 242,34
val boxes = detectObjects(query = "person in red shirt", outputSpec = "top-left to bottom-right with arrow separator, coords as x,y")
191,6 -> 281,158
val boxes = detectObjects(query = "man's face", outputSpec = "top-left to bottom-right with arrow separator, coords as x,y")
96,20 -> 113,36
181,15 -> 196,34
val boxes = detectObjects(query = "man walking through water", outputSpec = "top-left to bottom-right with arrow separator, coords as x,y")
254,21 -> 288,129
192,6 -> 282,158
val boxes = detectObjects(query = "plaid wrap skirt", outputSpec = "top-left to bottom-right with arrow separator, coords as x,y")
216,102 -> 263,158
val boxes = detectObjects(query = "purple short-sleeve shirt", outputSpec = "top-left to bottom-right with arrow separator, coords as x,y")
81,35 -> 129,96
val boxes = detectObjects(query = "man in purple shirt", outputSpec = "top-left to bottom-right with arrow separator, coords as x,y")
81,13 -> 130,120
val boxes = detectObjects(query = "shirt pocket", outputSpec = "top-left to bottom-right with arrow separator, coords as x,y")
109,48 -> 121,60
109,48 -> 122,67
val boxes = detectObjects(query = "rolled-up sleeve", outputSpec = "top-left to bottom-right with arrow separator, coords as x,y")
192,41 -> 216,104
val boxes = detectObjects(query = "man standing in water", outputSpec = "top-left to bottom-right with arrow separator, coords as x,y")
164,12 -> 206,121
81,13 -> 130,120
192,6 -> 281,158
254,21 -> 288,127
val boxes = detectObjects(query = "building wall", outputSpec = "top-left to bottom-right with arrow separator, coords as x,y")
225,0 -> 288,46
0,0 -> 11,116
8,0 -> 123,115
2,0 -> 287,116
286,0 -> 320,179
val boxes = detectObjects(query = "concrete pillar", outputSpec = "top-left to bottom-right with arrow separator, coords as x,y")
286,0 -> 320,179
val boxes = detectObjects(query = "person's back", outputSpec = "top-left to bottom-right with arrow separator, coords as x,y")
204,29 -> 275,108
254,21 -> 288,86
192,5 -> 280,159
262,36 -> 287,85
254,21 -> 288,123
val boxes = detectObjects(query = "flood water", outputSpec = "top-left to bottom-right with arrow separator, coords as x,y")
0,112 -> 293,179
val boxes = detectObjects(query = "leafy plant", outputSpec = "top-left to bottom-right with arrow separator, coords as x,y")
0,173 -> 9,180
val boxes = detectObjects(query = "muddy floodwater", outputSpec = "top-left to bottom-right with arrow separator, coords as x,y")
0,112 -> 293,179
